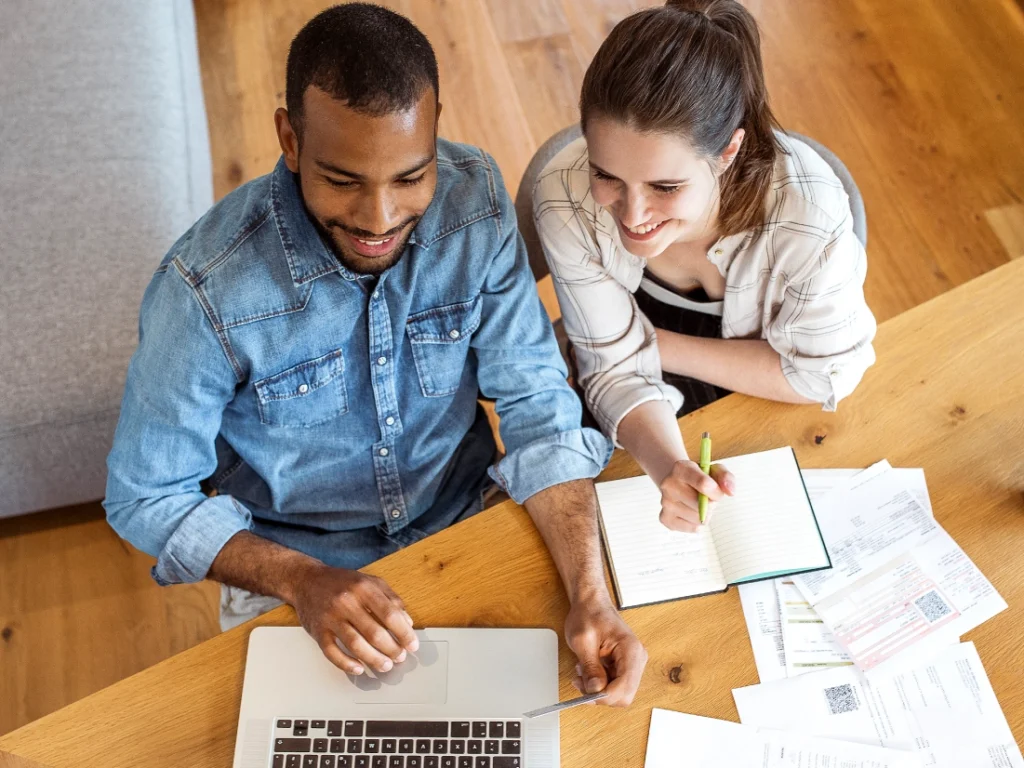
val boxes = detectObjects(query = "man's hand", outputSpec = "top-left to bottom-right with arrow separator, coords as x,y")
564,596 -> 647,707
659,460 -> 735,532
288,562 -> 419,676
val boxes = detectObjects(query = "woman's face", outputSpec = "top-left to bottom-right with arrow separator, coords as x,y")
585,117 -> 740,259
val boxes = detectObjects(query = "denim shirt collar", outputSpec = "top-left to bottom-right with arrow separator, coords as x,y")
270,157 -> 354,285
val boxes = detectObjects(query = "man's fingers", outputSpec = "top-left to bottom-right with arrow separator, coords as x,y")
365,589 -> 419,654
334,620 -> 399,673
317,632 -> 365,676
598,637 -> 648,707
709,463 -> 736,495
569,631 -> 610,694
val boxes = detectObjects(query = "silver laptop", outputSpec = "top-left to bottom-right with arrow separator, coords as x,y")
233,626 -> 560,768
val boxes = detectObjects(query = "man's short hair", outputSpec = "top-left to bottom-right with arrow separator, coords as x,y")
285,3 -> 439,137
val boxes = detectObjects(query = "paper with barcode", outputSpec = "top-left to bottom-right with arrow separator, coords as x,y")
643,707 -> 923,767
731,642 -> 1023,768
737,466 -> 931,683
791,467 -> 1005,674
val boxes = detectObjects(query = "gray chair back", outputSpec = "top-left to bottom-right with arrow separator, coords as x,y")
514,126 -> 867,283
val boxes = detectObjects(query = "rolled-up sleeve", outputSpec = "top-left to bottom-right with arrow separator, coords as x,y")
534,167 -> 683,446
766,213 -> 877,411
104,261 -> 252,586
472,154 -> 613,504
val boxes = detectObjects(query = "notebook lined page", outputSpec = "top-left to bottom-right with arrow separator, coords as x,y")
595,474 -> 727,608
708,448 -> 829,584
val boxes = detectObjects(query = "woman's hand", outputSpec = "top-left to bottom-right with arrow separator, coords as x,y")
658,460 -> 736,532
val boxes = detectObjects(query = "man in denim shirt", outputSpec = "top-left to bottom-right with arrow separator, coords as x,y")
105,4 -> 646,705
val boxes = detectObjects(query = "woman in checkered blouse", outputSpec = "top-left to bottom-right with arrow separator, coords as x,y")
533,0 -> 876,533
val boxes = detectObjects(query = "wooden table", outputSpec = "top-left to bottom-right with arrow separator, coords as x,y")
3,260 -> 1023,766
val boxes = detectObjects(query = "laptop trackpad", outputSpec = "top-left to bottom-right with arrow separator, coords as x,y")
347,640 -> 448,705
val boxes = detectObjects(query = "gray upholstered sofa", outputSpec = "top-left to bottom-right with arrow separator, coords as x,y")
0,0 -> 213,518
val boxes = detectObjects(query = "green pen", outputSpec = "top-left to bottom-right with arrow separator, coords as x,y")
698,431 -> 712,524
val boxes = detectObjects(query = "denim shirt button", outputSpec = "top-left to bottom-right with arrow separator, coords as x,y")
448,329 -> 460,339
379,447 -> 389,457
385,416 -> 395,426
297,383 -> 309,394
377,356 -> 387,366
390,509 -> 401,519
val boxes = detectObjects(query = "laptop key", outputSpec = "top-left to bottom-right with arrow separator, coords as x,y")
471,723 -> 487,738
450,741 -> 465,754
287,757 -> 301,768
320,758 -> 336,768
484,741 -> 498,755
304,757 -> 319,768
365,739 -> 380,753
369,722 -> 449,738
432,740 -> 447,754
356,758 -> 369,768
372,758 -> 386,768
314,739 -> 329,753
383,739 -> 397,753
467,740 -> 482,754
274,756 -> 285,768
276,738 -> 312,752
328,721 -> 343,737
330,739 -> 345,753
424,759 -> 439,768
336,758 -> 350,768
278,720 -> 293,729
389,757 -> 404,768
458,759 -> 473,768
399,739 -> 414,753
295,721 -> 310,736
345,720 -> 365,737
312,721 -> 327,729
348,739 -> 364,753
493,760 -> 521,768
416,739 -> 431,753
451,722 -> 470,738
408,758 -> 422,768
440,758 -> 455,768
501,741 -> 520,754
475,759 -> 490,768
488,722 -> 503,739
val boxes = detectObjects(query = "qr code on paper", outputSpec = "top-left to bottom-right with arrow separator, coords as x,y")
824,683 -> 859,715
915,589 -> 953,623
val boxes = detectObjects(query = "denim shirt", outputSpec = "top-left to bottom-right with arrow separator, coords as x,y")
104,140 -> 612,586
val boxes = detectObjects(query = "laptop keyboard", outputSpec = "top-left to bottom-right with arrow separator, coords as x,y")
272,719 -> 523,768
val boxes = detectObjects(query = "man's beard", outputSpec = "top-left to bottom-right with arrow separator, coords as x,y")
309,212 -> 419,276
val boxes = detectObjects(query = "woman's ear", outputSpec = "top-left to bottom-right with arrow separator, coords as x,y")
719,128 -> 746,174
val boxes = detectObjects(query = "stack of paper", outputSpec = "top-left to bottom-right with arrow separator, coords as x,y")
732,642 -> 1023,768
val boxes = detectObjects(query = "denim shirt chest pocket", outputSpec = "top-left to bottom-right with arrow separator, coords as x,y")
407,295 -> 482,397
253,349 -> 348,427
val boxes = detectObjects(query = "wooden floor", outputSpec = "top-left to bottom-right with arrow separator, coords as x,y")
2,0 -> 1023,738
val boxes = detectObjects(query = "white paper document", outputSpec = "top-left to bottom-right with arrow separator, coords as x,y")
738,467 -> 929,682
793,469 -> 1005,673
644,708 -> 923,768
777,577 -> 853,676
732,642 -> 1024,768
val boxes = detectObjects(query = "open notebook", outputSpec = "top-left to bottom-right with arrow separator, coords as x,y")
595,447 -> 831,609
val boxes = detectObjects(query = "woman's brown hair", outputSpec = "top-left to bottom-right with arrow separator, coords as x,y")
579,0 -> 785,236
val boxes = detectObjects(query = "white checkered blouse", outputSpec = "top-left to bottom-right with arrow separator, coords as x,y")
533,133 -> 877,445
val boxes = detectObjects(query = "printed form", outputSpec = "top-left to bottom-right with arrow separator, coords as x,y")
738,466 -> 932,682
643,708 -> 923,768
792,468 -> 1005,673
732,642 -> 1023,768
